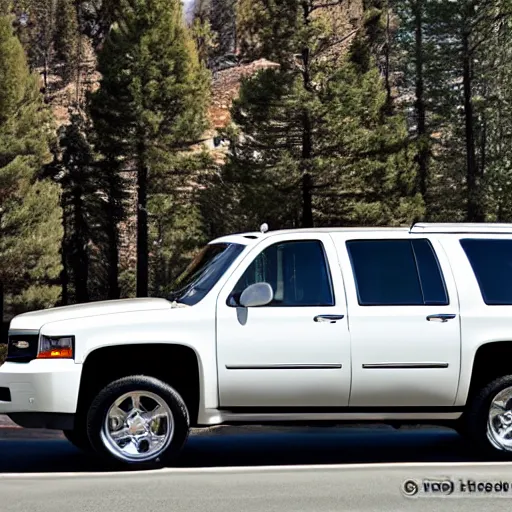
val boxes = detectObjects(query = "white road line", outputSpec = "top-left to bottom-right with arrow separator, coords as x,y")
2,461 -> 512,479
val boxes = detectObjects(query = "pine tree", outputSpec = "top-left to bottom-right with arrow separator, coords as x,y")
0,14 -> 62,321
190,0 -> 217,66
20,0 -> 56,87
89,0 -> 210,298
393,0 -> 512,222
215,0 -> 423,231
0,1 -> 11,16
51,113 -> 109,305
3,0 -> 81,87
210,0 -> 238,61
54,0 -> 79,83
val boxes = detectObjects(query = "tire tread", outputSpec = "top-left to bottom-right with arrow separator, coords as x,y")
86,375 -> 190,468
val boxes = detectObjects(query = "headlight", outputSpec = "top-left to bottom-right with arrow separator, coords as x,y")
37,335 -> 74,359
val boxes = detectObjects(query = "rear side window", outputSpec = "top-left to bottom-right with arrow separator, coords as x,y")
346,239 -> 448,306
460,239 -> 512,305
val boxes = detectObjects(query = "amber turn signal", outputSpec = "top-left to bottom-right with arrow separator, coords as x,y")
37,348 -> 74,359
37,335 -> 74,359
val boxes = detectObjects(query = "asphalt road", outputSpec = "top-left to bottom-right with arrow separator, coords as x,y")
2,426 -> 512,511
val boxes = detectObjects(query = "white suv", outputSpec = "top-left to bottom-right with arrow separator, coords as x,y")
2,222 -> 512,467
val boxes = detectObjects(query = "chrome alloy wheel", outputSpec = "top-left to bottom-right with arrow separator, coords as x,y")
100,391 -> 174,463
487,386 -> 512,452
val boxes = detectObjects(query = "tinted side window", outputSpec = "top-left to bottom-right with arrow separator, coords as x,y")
460,239 -> 512,305
346,239 -> 448,306
232,240 -> 334,307
412,239 -> 449,305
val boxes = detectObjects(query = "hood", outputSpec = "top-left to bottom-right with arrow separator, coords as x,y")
9,298 -> 175,332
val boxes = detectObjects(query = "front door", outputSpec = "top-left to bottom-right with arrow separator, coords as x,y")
216,233 -> 351,408
332,234 -> 461,408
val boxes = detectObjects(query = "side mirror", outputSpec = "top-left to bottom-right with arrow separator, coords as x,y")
239,283 -> 274,308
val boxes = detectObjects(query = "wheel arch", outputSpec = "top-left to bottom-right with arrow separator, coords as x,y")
76,342 -> 203,426
466,340 -> 512,402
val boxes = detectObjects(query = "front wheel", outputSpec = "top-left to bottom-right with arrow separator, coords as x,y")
464,375 -> 512,457
63,426 -> 93,453
86,375 -> 190,467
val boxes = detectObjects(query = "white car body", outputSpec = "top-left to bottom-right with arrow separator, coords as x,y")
1,223 -> 512,436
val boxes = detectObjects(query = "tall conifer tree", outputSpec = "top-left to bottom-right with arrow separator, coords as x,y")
89,0 -> 210,297
0,14 -> 62,321
215,0 -> 422,231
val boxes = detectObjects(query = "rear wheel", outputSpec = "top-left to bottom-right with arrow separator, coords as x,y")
465,375 -> 512,458
86,375 -> 190,468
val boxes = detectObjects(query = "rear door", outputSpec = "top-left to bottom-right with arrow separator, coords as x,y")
332,233 -> 461,408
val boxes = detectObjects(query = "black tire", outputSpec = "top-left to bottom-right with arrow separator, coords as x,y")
86,375 -> 190,468
63,425 -> 93,453
464,375 -> 512,458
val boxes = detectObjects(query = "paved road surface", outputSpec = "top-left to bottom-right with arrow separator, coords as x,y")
2,426 -> 512,511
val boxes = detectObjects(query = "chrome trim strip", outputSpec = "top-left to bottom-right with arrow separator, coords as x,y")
214,412 -> 462,423
362,363 -> 449,369
226,364 -> 342,370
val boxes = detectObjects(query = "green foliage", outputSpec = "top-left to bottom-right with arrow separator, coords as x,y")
191,15 -> 216,65
54,0 -> 79,81
0,14 -> 62,318
89,0 -> 211,296
1,0 -> 510,314
0,0 -> 11,15
149,190 -> 208,297
0,343 -> 6,365
2,0 -> 81,87
393,0 -> 512,222
50,113 -> 112,304
237,0 -> 300,62
215,0 -> 423,231
91,0 -> 210,147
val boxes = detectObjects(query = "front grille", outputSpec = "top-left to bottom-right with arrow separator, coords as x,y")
0,387 -> 11,402
6,332 -> 39,363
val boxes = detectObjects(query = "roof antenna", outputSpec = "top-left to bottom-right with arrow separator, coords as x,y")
260,223 -> 269,234
409,215 -> 423,232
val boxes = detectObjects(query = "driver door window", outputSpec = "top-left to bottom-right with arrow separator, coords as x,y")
230,240 -> 335,307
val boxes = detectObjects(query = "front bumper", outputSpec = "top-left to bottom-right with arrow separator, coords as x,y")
0,360 -> 81,416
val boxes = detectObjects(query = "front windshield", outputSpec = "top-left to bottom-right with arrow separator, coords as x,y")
167,242 -> 246,306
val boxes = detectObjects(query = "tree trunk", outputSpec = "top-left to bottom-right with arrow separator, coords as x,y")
60,263 -> 69,306
462,28 -> 483,222
60,207 -> 69,306
301,107 -> 313,227
72,188 -> 89,303
0,281 -> 4,330
302,172 -> 313,228
106,172 -> 120,300
384,1 -> 392,113
413,0 -> 428,202
300,3 -> 314,228
136,143 -> 149,298
43,55 -> 49,89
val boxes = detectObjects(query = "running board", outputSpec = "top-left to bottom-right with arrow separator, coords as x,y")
198,407 -> 464,425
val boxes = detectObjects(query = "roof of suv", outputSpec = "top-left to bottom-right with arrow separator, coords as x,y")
210,223 -> 512,246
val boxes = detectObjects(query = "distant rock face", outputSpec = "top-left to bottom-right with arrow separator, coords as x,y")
209,58 -> 280,129
206,0 -> 364,131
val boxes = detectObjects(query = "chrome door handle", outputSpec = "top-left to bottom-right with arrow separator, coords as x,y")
314,315 -> 345,323
427,314 -> 456,323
